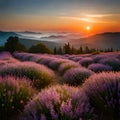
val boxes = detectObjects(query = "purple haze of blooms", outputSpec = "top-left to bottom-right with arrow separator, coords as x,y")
88,63 -> 113,72
66,55 -> 76,60
21,54 -> 33,61
0,61 -> 55,89
38,57 -> 55,66
13,52 -> 80,71
92,54 -> 108,63
82,72 -> 120,119
117,53 -> 120,60
48,59 -> 70,70
0,52 -> 19,64
13,52 -> 28,59
71,56 -> 83,62
92,53 -> 120,63
0,76 -> 35,119
58,62 -> 79,75
63,67 -> 94,86
21,85 -> 93,120
99,57 -> 120,71
29,55 -> 41,62
0,52 -> 12,59
0,61 -> 55,78
79,57 -> 93,67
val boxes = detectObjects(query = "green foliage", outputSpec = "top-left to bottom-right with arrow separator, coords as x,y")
0,46 -> 4,52
54,47 -> 57,54
4,36 -> 26,53
0,76 -> 35,120
77,46 -> 83,54
92,51 -> 101,55
63,42 -> 71,54
71,46 -> 77,54
57,47 -> 63,54
29,43 -> 52,54
54,43 -> 115,55
0,62 -> 55,90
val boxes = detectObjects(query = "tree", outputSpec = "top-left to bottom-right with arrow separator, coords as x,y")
54,47 -> 57,54
110,48 -> 113,52
85,46 -> 90,53
0,46 -> 4,52
71,46 -> 76,54
78,46 -> 83,54
63,42 -> 71,54
5,36 -> 26,53
29,43 -> 52,54
57,47 -> 63,54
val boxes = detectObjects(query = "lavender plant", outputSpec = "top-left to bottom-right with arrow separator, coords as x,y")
0,62 -> 55,89
38,57 -> 54,66
79,57 -> 93,67
99,57 -> 120,71
63,67 -> 94,86
58,62 -> 79,75
83,72 -> 120,119
48,59 -> 67,70
21,85 -> 94,120
88,63 -> 113,72
0,76 -> 35,120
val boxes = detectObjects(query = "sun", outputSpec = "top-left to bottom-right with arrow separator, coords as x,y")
86,26 -> 91,31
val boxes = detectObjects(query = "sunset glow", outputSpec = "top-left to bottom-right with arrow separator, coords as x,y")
86,26 -> 91,31
0,0 -> 120,34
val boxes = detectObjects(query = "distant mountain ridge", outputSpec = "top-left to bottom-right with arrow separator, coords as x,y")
0,31 -> 18,46
70,32 -> 120,50
19,31 -> 42,34
0,31 -> 120,50
19,38 -> 63,50
95,32 -> 120,36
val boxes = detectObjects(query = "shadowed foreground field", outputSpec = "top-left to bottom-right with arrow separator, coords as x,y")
0,51 -> 120,120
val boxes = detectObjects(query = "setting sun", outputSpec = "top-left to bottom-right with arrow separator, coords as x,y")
86,26 -> 91,31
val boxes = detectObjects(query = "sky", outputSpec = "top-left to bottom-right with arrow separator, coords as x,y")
0,0 -> 120,34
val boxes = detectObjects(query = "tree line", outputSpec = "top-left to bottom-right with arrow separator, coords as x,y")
53,42 -> 116,55
0,36 -> 119,54
0,36 -> 52,54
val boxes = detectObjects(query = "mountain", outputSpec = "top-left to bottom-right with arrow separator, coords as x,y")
0,31 -> 18,46
0,31 -> 63,50
41,35 -> 65,39
0,31 -> 120,51
70,32 -> 120,50
19,38 -> 64,50
19,31 -> 42,34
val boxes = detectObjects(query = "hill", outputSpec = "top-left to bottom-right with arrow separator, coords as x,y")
70,32 -> 120,50
0,31 -> 120,50
19,38 -> 63,50
0,31 -> 18,46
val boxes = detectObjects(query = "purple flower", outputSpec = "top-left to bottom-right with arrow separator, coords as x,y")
0,76 -> 35,119
21,85 -> 93,120
88,63 -> 113,72
0,62 -> 55,89
71,56 -> 83,62
48,59 -> 68,70
63,67 -> 94,85
0,52 -> 12,59
79,57 -> 93,67
38,57 -> 55,66
82,72 -> 120,119
99,57 -> 120,71
58,62 -> 79,75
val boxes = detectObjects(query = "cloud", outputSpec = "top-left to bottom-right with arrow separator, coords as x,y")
59,16 -> 95,23
85,14 -> 110,18
85,13 -> 120,18
59,16 -> 117,23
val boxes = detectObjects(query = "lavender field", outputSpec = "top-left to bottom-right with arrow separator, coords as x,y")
0,51 -> 120,120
